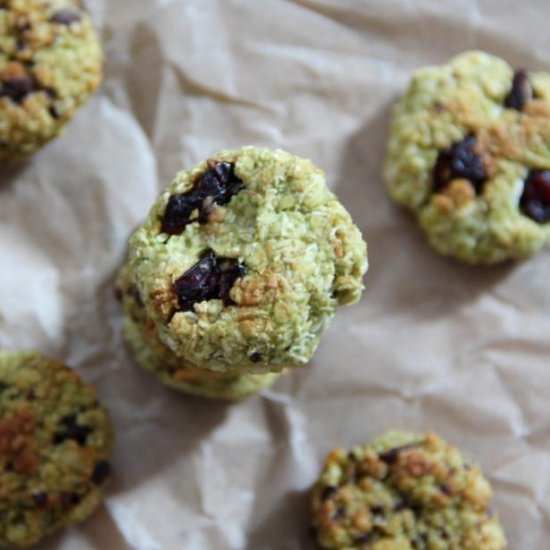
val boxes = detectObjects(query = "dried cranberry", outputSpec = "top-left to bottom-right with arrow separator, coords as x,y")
32,492 -> 48,507
91,460 -> 111,484
53,415 -> 92,445
173,251 -> 220,311
355,533 -> 372,544
321,486 -> 337,501
520,170 -> 550,223
51,9 -> 82,25
379,442 -> 418,465
371,505 -> 385,517
173,250 -> 246,311
0,75 -> 36,104
505,69 -> 533,111
433,136 -> 487,193
217,260 -> 246,306
161,161 -> 243,235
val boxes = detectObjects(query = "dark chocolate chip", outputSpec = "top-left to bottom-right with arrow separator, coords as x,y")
92,460 -> 111,484
0,75 -> 37,104
520,169 -> 550,223
440,482 -> 451,495
16,38 -> 26,52
249,352 -> 262,363
53,415 -> 92,446
51,9 -> 82,25
320,486 -> 337,501
173,250 -> 246,311
332,506 -> 346,521
504,69 -> 533,111
32,492 -> 48,507
161,161 -> 243,235
433,136 -> 487,194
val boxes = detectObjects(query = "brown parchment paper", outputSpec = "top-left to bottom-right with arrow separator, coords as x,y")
1,0 -> 549,548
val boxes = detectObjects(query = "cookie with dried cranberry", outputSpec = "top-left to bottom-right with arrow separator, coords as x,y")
0,351 -> 112,548
384,51 -> 550,263
311,431 -> 507,550
0,0 -> 103,162
128,146 -> 367,374
116,263 -> 282,400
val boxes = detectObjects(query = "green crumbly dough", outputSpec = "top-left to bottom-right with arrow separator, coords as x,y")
117,263 -> 282,400
311,431 -> 507,550
0,0 -> 103,162
129,146 -> 368,374
0,351 -> 112,548
384,51 -> 550,264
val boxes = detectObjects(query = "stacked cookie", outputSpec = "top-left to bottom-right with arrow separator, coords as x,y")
118,146 -> 368,399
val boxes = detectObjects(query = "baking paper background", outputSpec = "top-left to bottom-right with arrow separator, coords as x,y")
1,0 -> 549,548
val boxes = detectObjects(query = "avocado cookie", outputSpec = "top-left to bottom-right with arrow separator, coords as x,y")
117,263 -> 282,400
384,51 -> 550,264
311,431 -> 506,549
128,146 -> 367,374
0,351 -> 112,548
0,0 -> 103,162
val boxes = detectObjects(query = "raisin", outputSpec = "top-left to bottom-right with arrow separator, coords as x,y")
332,506 -> 346,521
53,415 -> 92,445
249,352 -> 262,363
0,75 -> 36,104
161,161 -> 243,235
51,10 -> 82,25
504,69 -> 533,111
91,460 -> 111,484
173,250 -> 246,311
520,169 -> 550,223
433,136 -> 486,193
440,482 -> 451,495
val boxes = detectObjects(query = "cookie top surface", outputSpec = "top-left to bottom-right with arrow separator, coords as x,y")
117,263 -> 281,399
311,431 -> 507,550
0,0 -> 103,161
129,146 -> 367,373
384,51 -> 550,263
0,351 -> 112,548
